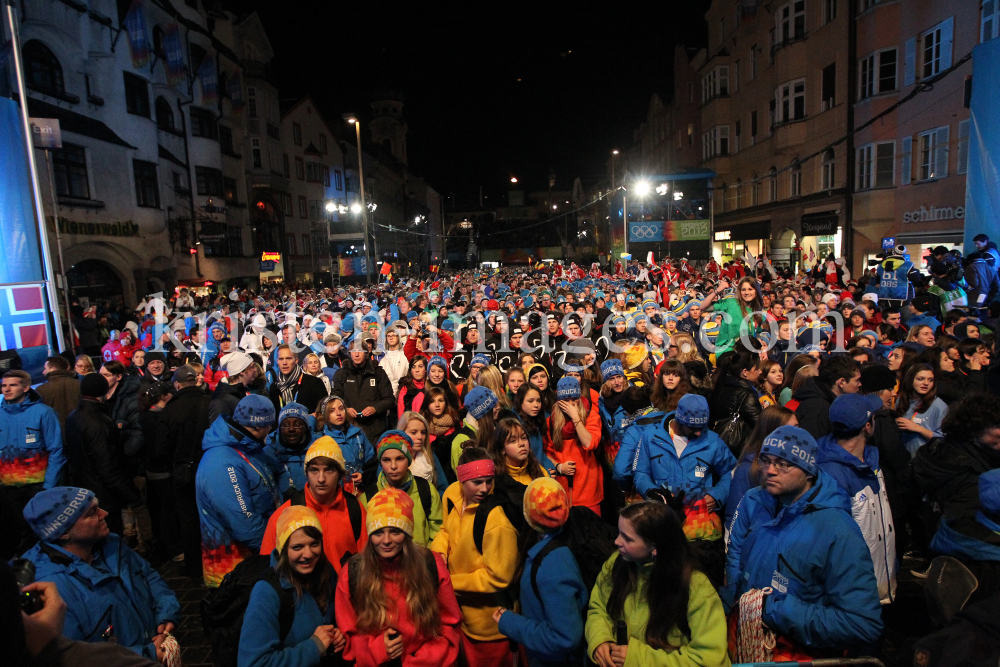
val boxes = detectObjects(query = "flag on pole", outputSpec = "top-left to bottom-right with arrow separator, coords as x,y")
808,247 -> 816,262
429,265 -> 439,273
123,0 -> 151,69
647,251 -> 655,265
743,247 -> 756,269
198,51 -> 218,105
163,23 -> 185,86
380,262 -> 392,276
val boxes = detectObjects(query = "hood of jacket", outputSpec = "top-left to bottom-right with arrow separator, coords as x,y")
323,422 -> 366,444
203,414 -> 267,453
1,388 -> 43,414
792,376 -> 836,404
816,434 -> 880,473
752,467 -> 852,525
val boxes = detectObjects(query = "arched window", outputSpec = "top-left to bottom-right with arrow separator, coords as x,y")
768,167 -> 777,201
23,40 -> 64,93
821,148 -> 835,190
790,160 -> 802,197
751,173 -> 760,206
155,97 -> 174,131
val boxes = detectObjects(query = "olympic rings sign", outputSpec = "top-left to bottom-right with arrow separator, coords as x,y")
630,223 -> 662,240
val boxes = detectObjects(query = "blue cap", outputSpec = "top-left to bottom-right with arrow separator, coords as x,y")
471,353 -> 491,368
675,394 -> 710,428
760,425 -> 818,476
428,355 -> 449,373
556,376 -> 581,400
829,393 -> 883,432
465,386 -> 499,420
406,310 -> 420,321
233,394 -> 276,428
601,359 -> 624,380
24,487 -> 96,542
278,402 -> 310,427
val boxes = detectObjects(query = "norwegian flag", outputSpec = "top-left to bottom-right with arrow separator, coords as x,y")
0,286 -> 48,351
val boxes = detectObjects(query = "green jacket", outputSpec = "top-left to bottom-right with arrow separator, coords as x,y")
711,295 -> 760,355
360,471 -> 443,546
451,417 -> 478,471
585,553 -> 730,667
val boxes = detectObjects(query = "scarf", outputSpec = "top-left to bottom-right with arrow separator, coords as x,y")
276,364 -> 303,406
411,452 -> 434,482
429,413 -> 455,437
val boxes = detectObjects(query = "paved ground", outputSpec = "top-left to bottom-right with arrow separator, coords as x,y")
157,560 -> 214,667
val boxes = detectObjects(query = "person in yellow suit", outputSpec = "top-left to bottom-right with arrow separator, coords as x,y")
430,446 -> 520,667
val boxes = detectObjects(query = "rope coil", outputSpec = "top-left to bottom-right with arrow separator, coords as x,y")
736,587 -> 775,664
162,632 -> 183,667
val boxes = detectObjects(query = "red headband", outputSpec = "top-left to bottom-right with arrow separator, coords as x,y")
457,460 -> 496,483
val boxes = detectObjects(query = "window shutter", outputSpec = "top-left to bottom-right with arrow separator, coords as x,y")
934,126 -> 950,178
940,17 -> 954,70
984,0 -> 996,42
958,119 -> 970,174
901,136 -> 913,184
904,37 -> 916,86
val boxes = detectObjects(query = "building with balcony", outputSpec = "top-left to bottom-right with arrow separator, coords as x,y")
15,0 -> 274,304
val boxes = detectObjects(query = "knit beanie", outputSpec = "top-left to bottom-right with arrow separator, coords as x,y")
366,487 -> 415,537
428,355 -> 449,374
278,402 -> 310,427
303,436 -> 346,474
556,376 -> 581,400
80,373 -> 109,398
23,487 -> 96,542
464,386 -> 498,420
523,477 -> 570,533
470,353 -> 492,368
760,425 -> 818,477
233,394 -> 276,428
275,505 -> 323,553
376,430 -> 413,462
859,364 -> 898,394
624,342 -> 649,370
526,364 -> 549,385
601,359 -> 624,381
674,394 -> 710,428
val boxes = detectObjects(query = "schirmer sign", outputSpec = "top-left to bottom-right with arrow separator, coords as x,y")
903,205 -> 965,223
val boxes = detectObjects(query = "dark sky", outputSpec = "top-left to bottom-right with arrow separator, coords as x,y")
241,1 -> 708,205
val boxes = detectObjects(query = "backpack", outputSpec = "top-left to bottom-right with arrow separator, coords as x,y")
444,475 -> 528,554
346,547 -> 440,602
529,506 -> 618,600
365,476 -> 432,518
288,488 -> 363,567
200,555 -> 294,667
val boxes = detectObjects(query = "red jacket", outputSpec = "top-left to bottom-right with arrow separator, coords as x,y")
335,553 -> 462,667
403,330 -> 456,364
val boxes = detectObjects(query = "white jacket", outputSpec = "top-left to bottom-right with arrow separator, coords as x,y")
379,348 -> 409,397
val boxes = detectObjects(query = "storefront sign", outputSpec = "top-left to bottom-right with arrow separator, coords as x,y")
261,251 -> 281,262
714,230 -> 731,241
902,205 -> 965,224
882,237 -> 896,250
29,118 -> 62,149
770,248 -> 791,260
260,260 -> 276,271
801,215 -> 838,236
56,217 -> 139,237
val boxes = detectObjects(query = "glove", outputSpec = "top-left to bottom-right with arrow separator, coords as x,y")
645,488 -> 687,523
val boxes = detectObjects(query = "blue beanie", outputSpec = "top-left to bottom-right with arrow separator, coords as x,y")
556,376 -> 581,400
465,386 -> 498,420
428,355 -> 449,373
278,402 -> 310,426
760,425 -> 818,476
471,353 -> 491,368
23,486 -> 96,542
601,359 -> 624,381
675,394 -> 710,428
233,394 -> 276,428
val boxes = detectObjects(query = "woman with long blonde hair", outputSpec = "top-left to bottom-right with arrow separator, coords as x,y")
302,352 -> 333,394
476,365 -> 511,410
335,487 -> 462,666
398,411 -> 448,495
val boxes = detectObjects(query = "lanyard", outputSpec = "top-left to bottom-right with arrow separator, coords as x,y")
234,449 -> 281,509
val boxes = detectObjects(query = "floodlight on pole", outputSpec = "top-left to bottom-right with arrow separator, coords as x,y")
344,113 -> 372,284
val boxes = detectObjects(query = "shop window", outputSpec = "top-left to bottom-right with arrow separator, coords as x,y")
918,126 -> 949,180
821,149 -> 836,189
53,143 -> 90,199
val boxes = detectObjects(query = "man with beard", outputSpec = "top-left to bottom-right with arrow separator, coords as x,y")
265,344 -> 328,414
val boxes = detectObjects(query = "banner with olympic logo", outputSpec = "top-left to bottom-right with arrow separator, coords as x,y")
629,219 -> 710,243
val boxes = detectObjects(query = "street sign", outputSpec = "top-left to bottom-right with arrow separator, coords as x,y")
260,260 -> 276,271
29,118 -> 62,149
882,237 -> 896,250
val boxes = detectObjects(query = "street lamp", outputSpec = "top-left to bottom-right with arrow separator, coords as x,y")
510,177 -> 518,183
623,180 -> 652,255
611,149 -> 619,191
351,203 -> 362,214
343,113 -> 373,284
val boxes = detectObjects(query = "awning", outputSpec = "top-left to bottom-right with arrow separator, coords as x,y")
714,219 -> 771,239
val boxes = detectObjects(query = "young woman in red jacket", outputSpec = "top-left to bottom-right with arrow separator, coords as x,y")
546,376 -> 604,515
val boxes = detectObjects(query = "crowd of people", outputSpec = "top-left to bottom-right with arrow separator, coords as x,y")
4,236 -> 1000,667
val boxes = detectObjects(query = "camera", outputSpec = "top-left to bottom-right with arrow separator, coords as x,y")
12,558 -> 44,615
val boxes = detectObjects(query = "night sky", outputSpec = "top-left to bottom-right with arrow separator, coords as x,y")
240,1 -> 709,205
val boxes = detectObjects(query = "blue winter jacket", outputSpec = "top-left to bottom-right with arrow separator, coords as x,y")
265,410 -> 317,496
322,424 -> 373,475
724,450 -> 755,527
906,313 -> 942,332
598,396 -> 627,451
196,416 -> 285,586
722,470 -> 883,649
612,408 -> 665,490
24,534 -> 180,660
0,389 -> 65,488
199,320 -> 229,365
238,554 -> 335,667
526,427 -> 557,475
633,412 -> 737,505
497,531 -> 588,662
930,511 -> 1000,562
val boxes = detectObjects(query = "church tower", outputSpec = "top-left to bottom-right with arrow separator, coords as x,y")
369,93 -> 408,165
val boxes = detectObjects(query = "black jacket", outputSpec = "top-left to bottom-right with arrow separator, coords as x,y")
157,386 -> 212,477
790,376 -> 837,439
936,370 -> 969,406
266,370 -> 328,414
64,399 -> 140,508
73,316 -> 100,349
208,381 -> 251,425
331,359 -> 394,445
709,375 -> 761,454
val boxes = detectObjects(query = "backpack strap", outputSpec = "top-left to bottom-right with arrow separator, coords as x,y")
472,495 -> 500,554
530,536 -> 566,602
344,492 -> 362,542
446,497 -> 456,515
261,568 -> 296,642
290,489 -> 306,506
423,548 -> 441,593
414,476 -> 432,517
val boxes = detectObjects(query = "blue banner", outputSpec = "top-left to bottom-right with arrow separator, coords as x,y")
629,220 -> 664,242
163,23 -> 185,86
198,51 -> 217,104
0,98 -> 44,284
123,0 -> 150,69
